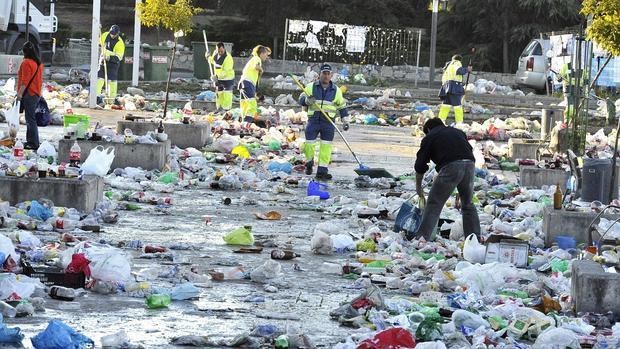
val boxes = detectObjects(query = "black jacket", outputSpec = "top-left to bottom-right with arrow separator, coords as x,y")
414,125 -> 475,174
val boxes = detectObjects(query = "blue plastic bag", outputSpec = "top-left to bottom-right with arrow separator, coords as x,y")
196,90 -> 216,102
267,162 -> 292,174
0,314 -> 23,344
27,200 -> 53,221
168,283 -> 201,300
307,181 -> 329,200
393,200 -> 422,236
31,320 -> 94,349
363,114 -> 378,125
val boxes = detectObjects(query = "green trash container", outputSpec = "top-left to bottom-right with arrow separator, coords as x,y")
117,44 -> 134,81
143,45 -> 171,81
192,41 -> 234,79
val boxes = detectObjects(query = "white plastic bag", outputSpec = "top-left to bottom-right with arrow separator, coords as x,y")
6,101 -> 20,135
533,328 -> 580,349
81,146 -> 115,176
250,260 -> 282,283
310,231 -> 333,255
462,234 -> 486,264
36,141 -> 57,158
0,234 -> 18,263
89,250 -> 131,283
331,234 -> 355,252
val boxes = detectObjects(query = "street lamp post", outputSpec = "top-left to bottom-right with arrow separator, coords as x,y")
429,0 -> 438,88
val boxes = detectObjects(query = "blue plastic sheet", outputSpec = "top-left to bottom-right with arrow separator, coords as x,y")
31,320 -> 94,349
27,201 -> 53,221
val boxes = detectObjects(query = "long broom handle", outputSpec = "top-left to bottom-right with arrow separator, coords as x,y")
202,30 -> 215,79
289,74 -> 364,168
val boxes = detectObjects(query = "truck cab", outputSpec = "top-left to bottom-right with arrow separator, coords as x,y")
0,0 -> 58,63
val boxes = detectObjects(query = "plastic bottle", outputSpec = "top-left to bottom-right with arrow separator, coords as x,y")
157,120 -> 165,134
101,331 -> 129,348
209,267 -> 246,281
321,262 -> 343,275
146,294 -> 171,309
274,335 -> 289,349
271,249 -> 299,260
64,101 -> 73,114
49,286 -> 76,301
553,183 -> 563,210
13,139 -> 24,160
124,129 -> 134,144
69,141 -> 81,167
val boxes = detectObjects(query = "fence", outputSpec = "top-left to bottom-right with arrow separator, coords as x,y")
283,19 -> 423,68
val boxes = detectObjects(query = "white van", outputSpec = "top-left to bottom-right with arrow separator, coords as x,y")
515,39 -> 551,93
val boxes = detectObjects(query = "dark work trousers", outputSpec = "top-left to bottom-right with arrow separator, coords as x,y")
414,160 -> 480,240
22,92 -> 40,148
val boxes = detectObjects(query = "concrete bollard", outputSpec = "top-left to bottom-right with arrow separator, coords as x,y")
519,166 -> 570,190
58,140 -> 170,171
0,175 -> 103,212
117,121 -> 212,149
572,260 -> 620,321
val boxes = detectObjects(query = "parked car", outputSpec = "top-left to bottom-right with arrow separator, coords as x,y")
515,38 -> 551,93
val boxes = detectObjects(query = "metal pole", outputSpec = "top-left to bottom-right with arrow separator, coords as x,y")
25,0 -> 30,41
429,0 -> 438,88
415,29 -> 421,88
88,0 -> 101,108
132,0 -> 142,86
282,18 -> 288,62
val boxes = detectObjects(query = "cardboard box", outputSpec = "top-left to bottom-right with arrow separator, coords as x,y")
485,234 -> 529,268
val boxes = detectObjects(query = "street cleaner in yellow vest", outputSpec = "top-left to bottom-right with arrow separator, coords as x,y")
558,62 -> 576,123
96,25 -> 125,100
299,64 -> 349,181
208,42 -> 235,111
239,45 -> 271,128
438,55 -> 472,124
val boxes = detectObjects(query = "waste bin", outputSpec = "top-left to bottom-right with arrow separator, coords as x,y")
192,41 -> 233,79
581,158 -> 620,204
143,45 -> 171,81
117,44 -> 134,81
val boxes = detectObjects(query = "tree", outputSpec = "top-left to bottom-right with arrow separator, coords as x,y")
581,0 -> 620,56
137,0 -> 203,118
439,0 -> 581,73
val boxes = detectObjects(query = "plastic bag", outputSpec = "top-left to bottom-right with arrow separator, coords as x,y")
267,161 -> 292,174
36,141 -> 57,158
212,134 -> 239,153
331,234 -> 355,252
462,234 -> 486,264
31,320 -> 94,349
223,227 -> 254,245
0,314 -> 23,344
452,309 -> 490,330
357,327 -> 416,349
81,146 -> 115,177
514,201 -> 543,217
66,253 -> 91,277
0,235 -> 18,264
6,102 -> 20,135
250,260 -> 282,283
533,327 -> 580,349
27,200 -> 53,221
0,274 -> 44,300
311,231 -> 333,255
168,283 -> 200,300
393,200 -> 422,236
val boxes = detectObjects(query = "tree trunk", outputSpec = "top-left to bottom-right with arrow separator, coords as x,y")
502,10 -> 509,73
162,37 -> 177,119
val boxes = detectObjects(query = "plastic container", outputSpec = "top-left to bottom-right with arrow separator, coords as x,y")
555,235 -> 576,250
581,158 -> 619,204
63,115 -> 91,139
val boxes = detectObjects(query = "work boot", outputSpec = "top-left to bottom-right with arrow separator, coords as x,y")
305,160 -> 314,175
315,172 -> 332,181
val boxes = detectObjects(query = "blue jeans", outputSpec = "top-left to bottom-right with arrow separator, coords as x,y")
22,93 -> 40,148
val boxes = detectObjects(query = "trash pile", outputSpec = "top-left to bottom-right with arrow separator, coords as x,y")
466,78 -> 526,97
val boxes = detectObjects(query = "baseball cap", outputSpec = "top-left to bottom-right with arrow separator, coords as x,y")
110,25 -> 120,35
320,64 -> 332,73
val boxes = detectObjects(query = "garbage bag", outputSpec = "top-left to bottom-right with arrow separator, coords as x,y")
452,309 -> 490,331
0,274 -> 44,301
311,231 -> 333,255
533,327 -> 580,349
393,200 -> 422,235
6,101 -> 20,136
27,200 -> 53,221
81,146 -> 115,177
169,283 -> 201,300
0,314 -> 23,344
0,235 -> 18,264
462,234 -> 486,264
212,134 -> 239,153
158,172 -> 179,184
223,227 -> 254,245
250,260 -> 282,283
514,201 -> 543,217
357,327 -> 416,349
31,320 -> 94,349
332,234 -> 355,252
36,141 -> 57,158
66,253 -> 91,278
267,161 -> 292,174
